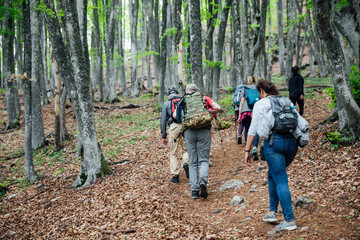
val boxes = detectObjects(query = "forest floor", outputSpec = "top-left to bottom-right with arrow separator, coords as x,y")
0,85 -> 359,239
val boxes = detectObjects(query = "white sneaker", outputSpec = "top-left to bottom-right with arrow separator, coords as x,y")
263,212 -> 278,222
275,221 -> 297,231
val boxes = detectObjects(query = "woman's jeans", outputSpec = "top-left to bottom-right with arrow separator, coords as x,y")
264,133 -> 298,222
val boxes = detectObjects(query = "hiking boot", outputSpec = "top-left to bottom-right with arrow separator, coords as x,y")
275,221 -> 297,231
200,183 -> 208,199
191,191 -> 199,199
263,212 -> 278,223
237,136 -> 242,144
171,176 -> 179,183
183,162 -> 189,179
252,147 -> 258,161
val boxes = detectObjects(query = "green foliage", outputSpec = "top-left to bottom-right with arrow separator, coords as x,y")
218,94 -> 235,116
349,65 -> 360,106
335,0 -> 350,11
0,181 -> 10,199
324,65 -> 360,108
327,130 -> 355,147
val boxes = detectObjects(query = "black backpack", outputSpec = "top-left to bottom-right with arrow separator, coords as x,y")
270,96 -> 298,134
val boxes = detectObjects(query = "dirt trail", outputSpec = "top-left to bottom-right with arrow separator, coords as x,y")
0,91 -> 359,239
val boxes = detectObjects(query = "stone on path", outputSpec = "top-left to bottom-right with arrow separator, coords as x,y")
294,195 -> 312,208
219,179 -> 244,191
229,196 -> 246,206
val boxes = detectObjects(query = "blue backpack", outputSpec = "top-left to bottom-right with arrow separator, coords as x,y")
245,88 -> 260,109
232,85 -> 245,106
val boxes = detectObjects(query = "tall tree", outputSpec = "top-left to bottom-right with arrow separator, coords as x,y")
129,0 -> 139,97
118,0 -> 127,95
241,0 -> 269,82
276,0 -> 285,75
3,0 -> 19,130
313,0 -> 360,138
148,0 -> 160,86
212,0 -> 232,102
45,0 -> 111,188
189,0 -> 203,91
158,0 -> 167,105
284,0 -> 294,85
30,0 -> 45,149
105,0 -> 119,103
231,0 -> 243,89
22,0 -> 37,183
204,0 -> 219,95
92,0 -> 105,101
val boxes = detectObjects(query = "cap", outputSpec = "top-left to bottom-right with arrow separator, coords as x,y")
168,89 -> 179,95
185,84 -> 198,93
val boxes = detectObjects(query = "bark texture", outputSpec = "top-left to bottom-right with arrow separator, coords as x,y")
30,0 -> 45,150
23,0 -> 38,183
3,1 -> 19,131
130,0 -> 139,97
212,0 -> 232,102
313,0 -> 360,138
158,0 -> 167,105
189,0 -> 203,90
45,0 -> 111,188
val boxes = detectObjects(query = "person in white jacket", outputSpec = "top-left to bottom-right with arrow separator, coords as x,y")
243,79 -> 309,232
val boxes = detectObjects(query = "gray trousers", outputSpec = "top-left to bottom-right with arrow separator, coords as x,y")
184,128 -> 211,192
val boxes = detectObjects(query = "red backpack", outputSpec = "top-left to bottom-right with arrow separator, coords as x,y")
171,98 -> 181,113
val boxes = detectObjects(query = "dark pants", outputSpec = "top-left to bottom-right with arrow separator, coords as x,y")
290,96 -> 304,116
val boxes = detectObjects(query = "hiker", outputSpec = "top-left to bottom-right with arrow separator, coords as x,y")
288,66 -> 304,116
160,89 -> 189,184
244,79 -> 309,231
232,81 -> 245,144
173,84 -> 221,199
237,76 -> 260,159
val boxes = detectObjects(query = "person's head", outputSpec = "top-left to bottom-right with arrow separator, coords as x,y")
168,89 -> 179,98
256,79 -> 279,97
292,66 -> 300,74
185,84 -> 199,94
246,76 -> 256,85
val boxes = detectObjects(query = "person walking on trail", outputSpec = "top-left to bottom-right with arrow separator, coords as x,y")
160,89 -> 189,184
237,76 -> 260,160
243,79 -> 309,231
233,81 -> 245,144
288,66 -> 304,116
174,84 -> 221,200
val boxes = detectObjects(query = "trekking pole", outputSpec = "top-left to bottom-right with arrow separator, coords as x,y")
215,117 -> 226,156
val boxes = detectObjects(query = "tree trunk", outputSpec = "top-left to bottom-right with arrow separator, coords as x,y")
313,0 -> 360,138
276,0 -> 285,75
231,0 -> 242,88
130,0 -> 139,97
158,0 -> 167,105
42,15 -> 50,99
60,85 -> 70,142
52,56 -> 62,151
45,0 -> 111,188
284,0 -> 294,86
118,0 -> 127,96
105,0 -> 119,103
23,0 -> 37,183
3,2 -> 19,131
204,0 -> 219,96
148,0 -> 160,85
331,0 -> 360,66
92,0 -> 105,101
242,0 -> 268,81
266,6 -> 272,81
30,0 -> 45,150
15,19 -> 23,77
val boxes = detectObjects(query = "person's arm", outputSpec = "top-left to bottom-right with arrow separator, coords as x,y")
244,135 -> 256,166
300,75 -> 305,100
237,97 -> 245,122
209,101 -> 221,115
160,103 -> 168,146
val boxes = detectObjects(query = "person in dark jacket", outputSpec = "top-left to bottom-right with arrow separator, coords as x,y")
160,89 -> 189,184
288,66 -> 304,116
